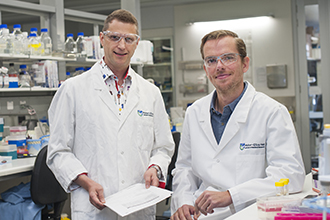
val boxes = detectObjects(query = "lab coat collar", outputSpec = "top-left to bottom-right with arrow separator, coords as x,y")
199,81 -> 255,153
92,61 -> 140,124
217,81 -> 255,152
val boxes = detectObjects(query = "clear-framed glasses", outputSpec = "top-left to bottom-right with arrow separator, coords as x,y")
204,53 -> 242,68
103,31 -> 140,45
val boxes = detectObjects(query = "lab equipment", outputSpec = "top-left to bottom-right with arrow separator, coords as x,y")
76,32 -> 86,57
40,28 -> 52,56
280,178 -> 290,196
28,33 -> 42,55
276,181 -> 285,196
12,24 -> 23,55
319,124 -> 330,195
64,33 -> 76,57
7,63 -> 18,88
0,28 -> 13,54
0,144 -> 17,159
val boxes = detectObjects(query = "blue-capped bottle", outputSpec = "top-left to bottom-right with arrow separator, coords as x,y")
64,33 -> 76,57
28,33 -> 42,56
76,32 -> 86,58
40,28 -> 52,56
12,24 -> 23,55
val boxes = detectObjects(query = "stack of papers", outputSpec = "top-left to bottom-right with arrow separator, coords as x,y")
105,183 -> 172,217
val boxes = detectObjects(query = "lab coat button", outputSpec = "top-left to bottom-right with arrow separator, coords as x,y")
216,159 -> 220,163
121,151 -> 124,155
121,180 -> 125,184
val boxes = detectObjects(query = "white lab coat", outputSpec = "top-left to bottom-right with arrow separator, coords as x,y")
47,61 -> 174,220
171,82 -> 305,219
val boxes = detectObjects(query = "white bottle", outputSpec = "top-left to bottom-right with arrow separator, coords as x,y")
40,28 -> 52,56
319,124 -> 330,191
64,33 -> 76,56
12,24 -> 23,55
76,32 -> 86,58
28,33 -> 42,56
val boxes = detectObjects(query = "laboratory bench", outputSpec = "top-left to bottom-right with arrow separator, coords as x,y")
225,173 -> 317,220
0,157 -> 35,182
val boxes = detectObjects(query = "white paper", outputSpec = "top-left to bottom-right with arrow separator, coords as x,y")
104,183 -> 172,217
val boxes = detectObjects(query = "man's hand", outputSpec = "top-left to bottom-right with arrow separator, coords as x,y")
194,190 -> 233,216
74,174 -> 106,210
144,167 -> 159,188
171,204 -> 200,220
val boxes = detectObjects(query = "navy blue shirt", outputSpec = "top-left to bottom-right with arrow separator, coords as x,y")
210,82 -> 247,144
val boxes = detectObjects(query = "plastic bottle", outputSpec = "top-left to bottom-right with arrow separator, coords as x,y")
28,33 -> 42,56
21,32 -> 29,55
319,124 -> 330,195
0,28 -> 13,54
280,178 -> 289,196
275,181 -> 284,196
30,27 -> 39,39
65,71 -> 71,80
11,24 -> 23,55
0,24 -> 8,36
0,66 -> 8,88
29,64 -> 39,86
40,28 -> 52,56
72,67 -> 84,77
1,66 -> 9,88
64,33 -> 76,56
7,63 -> 19,88
19,64 -> 31,88
76,32 -> 86,58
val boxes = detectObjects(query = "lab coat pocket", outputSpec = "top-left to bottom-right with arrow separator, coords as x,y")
235,154 -> 266,184
136,118 -> 154,151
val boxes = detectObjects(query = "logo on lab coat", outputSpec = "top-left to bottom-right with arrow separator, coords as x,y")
240,143 -> 265,151
137,110 -> 154,117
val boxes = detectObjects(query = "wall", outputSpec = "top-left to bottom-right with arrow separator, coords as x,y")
173,0 -> 296,108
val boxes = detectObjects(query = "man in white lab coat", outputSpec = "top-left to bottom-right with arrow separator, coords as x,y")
47,9 -> 174,220
170,30 -> 305,220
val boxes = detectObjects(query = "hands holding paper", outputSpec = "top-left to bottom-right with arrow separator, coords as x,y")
74,166 -> 162,211
170,190 -> 232,220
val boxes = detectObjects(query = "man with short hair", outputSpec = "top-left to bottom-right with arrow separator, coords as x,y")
47,9 -> 174,220
170,30 -> 305,220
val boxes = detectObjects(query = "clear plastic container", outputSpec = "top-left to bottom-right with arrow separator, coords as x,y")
64,33 -> 76,56
0,28 -> 13,54
280,178 -> 289,196
76,32 -> 86,57
40,28 -> 52,56
28,33 -> 42,56
10,126 -> 27,136
275,181 -> 284,196
19,64 -> 31,88
12,24 -> 23,55
0,144 -> 17,160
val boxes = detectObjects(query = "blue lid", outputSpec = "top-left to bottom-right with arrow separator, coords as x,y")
67,33 -> 73,37
66,72 -> 70,75
0,24 -> 8,28
30,33 -> 37,37
20,64 -> 27,69
30,27 -> 38,32
77,32 -> 84,36
76,67 -> 85,71
41,28 -> 48,32
13,24 -> 21,29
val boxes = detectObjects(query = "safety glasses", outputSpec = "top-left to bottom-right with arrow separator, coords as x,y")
204,53 -> 242,68
103,30 -> 140,45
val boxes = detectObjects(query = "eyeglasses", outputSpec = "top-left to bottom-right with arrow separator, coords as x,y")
204,53 -> 242,68
103,31 -> 140,44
